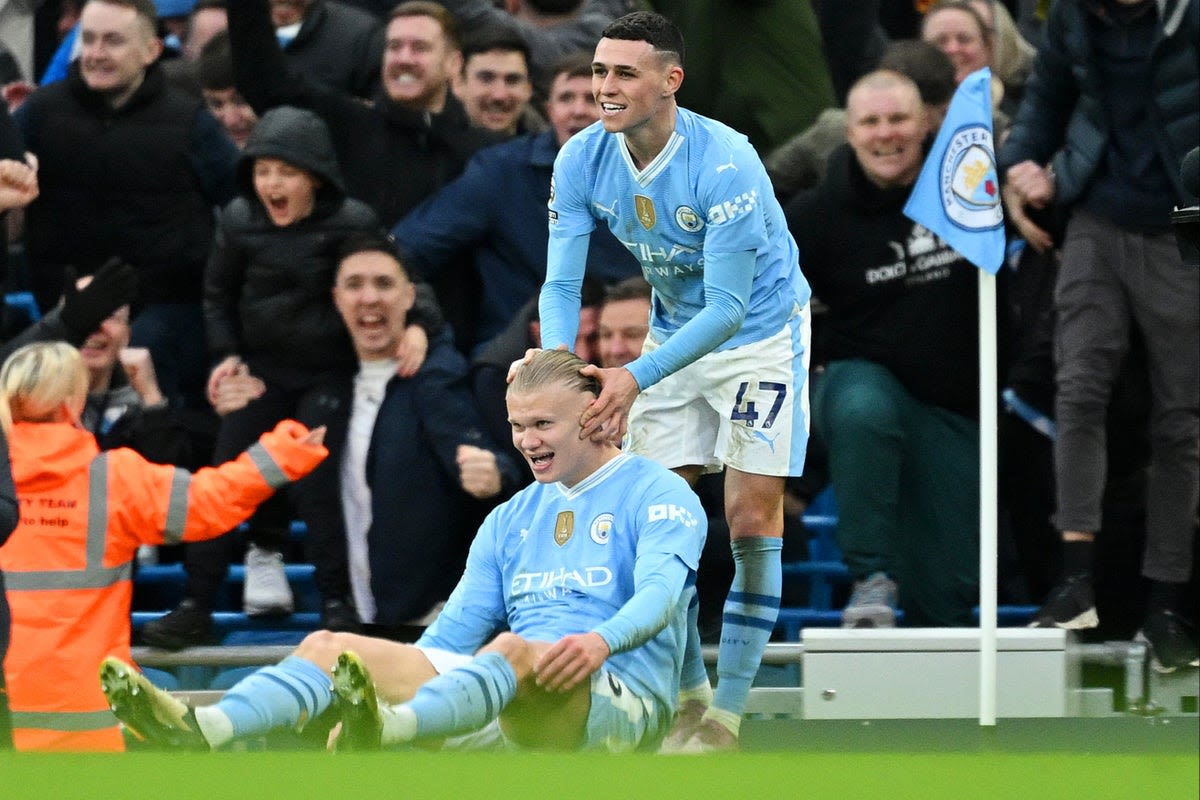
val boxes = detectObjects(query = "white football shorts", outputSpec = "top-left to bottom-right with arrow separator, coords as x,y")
626,303 -> 811,477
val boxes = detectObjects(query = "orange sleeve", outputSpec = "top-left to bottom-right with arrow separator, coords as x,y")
109,420 -> 327,547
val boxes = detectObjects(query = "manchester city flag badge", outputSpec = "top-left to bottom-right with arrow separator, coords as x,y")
904,67 -> 1005,274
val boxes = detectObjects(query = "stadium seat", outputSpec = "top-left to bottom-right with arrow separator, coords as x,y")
774,486 -> 852,639
134,562 -> 321,614
775,488 -> 1039,637
142,666 -> 180,691
4,291 -> 41,324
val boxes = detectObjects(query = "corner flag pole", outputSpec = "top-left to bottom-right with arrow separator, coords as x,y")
979,269 -> 998,727
901,67 -> 1005,727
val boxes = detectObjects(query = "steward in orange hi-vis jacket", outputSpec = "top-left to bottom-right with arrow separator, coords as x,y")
0,343 -> 327,752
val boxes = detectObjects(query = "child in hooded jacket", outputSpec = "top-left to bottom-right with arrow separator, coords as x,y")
145,106 -> 439,648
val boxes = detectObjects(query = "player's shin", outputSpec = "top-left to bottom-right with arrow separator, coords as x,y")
711,536 -> 783,734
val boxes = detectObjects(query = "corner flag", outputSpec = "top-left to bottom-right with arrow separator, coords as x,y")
904,68 -> 1005,274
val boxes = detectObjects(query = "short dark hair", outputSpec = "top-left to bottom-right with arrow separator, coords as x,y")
196,30 -> 232,90
599,11 -> 684,67
603,276 -> 651,306
525,0 -> 585,13
460,24 -> 531,73
86,0 -> 159,33
548,50 -> 593,83
335,230 -> 410,280
389,0 -> 462,51
877,39 -> 957,108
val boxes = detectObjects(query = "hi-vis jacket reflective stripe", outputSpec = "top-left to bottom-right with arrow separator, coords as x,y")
0,419 -> 325,752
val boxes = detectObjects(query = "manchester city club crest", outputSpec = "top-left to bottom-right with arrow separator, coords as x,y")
589,513 -> 614,545
940,124 -> 1003,231
635,195 -> 656,230
674,205 -> 704,232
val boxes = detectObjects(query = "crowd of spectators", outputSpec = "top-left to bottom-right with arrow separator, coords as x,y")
0,0 -> 1195,751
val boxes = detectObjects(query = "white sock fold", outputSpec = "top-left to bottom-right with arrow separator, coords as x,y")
379,704 -> 418,745
194,704 -> 235,749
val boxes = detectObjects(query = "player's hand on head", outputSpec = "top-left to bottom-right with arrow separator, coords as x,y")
533,633 -> 610,693
578,365 -> 638,443
505,347 -> 544,384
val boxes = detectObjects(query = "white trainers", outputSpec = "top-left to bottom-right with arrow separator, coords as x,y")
243,543 -> 294,616
842,571 -> 898,628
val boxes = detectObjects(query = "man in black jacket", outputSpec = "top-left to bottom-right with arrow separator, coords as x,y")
267,0 -> 384,99
227,0 -> 497,229
14,0 -> 237,413
785,71 -> 986,629
227,0 -> 499,351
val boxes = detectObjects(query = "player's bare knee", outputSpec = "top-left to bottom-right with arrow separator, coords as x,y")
293,629 -> 351,667
479,632 -> 536,675
727,508 -> 783,539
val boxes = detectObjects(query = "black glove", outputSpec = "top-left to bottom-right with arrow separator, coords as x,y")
59,258 -> 139,343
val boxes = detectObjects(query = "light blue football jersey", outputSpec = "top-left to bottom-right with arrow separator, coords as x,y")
418,452 -> 706,712
546,108 -> 810,351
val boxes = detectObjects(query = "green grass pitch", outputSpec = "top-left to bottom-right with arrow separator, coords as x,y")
1,747 -> 1195,800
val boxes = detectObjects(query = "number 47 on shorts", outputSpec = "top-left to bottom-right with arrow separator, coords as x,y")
729,381 -> 786,428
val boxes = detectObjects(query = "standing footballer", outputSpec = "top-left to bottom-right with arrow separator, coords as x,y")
537,11 -> 811,752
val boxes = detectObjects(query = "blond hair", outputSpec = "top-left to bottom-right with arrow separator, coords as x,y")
976,0 -> 1036,89
508,349 -> 599,399
0,342 -> 88,434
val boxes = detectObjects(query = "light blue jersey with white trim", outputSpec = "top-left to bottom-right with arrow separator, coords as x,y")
418,452 -> 706,711
544,108 -> 809,361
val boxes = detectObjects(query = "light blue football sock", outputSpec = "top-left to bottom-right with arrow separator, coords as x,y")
405,651 -> 518,741
678,585 -> 711,695
712,537 -> 782,718
214,656 -> 333,740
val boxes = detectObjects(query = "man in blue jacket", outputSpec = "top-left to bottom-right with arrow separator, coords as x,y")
331,231 -> 524,633
998,0 -> 1198,671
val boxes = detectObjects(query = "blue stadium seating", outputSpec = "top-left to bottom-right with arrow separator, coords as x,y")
129,490 -> 1035,673
4,291 -> 41,323
777,487 -> 1035,638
